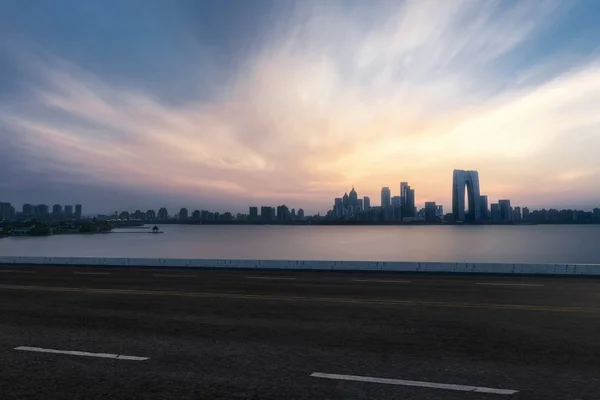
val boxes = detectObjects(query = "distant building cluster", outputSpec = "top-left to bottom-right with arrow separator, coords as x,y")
328,182 -> 426,222
0,202 -> 82,222
104,205 -> 306,223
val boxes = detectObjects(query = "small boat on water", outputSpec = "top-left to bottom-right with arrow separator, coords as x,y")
151,226 -> 164,234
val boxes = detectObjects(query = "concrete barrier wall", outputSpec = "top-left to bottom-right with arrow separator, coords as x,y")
0,256 -> 599,275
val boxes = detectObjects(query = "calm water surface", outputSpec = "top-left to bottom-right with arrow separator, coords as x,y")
0,225 -> 598,264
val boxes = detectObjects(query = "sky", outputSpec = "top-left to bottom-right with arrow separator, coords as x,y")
1,0 -> 600,215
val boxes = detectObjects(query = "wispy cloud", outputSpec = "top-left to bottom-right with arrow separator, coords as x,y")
1,0 -> 599,211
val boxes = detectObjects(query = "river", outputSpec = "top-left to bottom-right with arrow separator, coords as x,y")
1,225 -> 599,264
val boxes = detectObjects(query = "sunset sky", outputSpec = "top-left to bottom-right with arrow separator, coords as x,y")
1,0 -> 600,214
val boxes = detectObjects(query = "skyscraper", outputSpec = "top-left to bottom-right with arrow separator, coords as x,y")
513,206 -> 522,222
74,204 -> 82,219
276,205 -> 290,221
499,200 -> 512,222
249,206 -> 258,220
22,204 -> 34,216
405,188 -> 415,218
381,187 -> 391,208
425,202 -> 437,221
480,195 -> 489,221
334,197 -> 343,217
436,205 -> 444,218
64,205 -> 74,218
157,207 -> 168,219
491,203 -> 501,222
0,202 -> 12,220
36,204 -> 50,218
363,196 -> 370,210
348,187 -> 358,207
522,207 -> 530,221
400,182 -> 408,202
179,208 -> 189,220
260,206 -> 275,222
52,204 -> 63,215
452,170 -> 482,222
391,196 -> 401,207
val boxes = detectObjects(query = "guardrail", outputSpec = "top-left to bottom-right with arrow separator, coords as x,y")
0,257 -> 599,275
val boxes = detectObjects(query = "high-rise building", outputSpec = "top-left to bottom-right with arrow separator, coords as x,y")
23,204 -> 34,216
381,187 -> 391,208
0,202 -> 12,220
499,199 -> 512,222
249,206 -> 258,220
480,195 -> 489,221
513,206 -> 522,222
157,207 -> 168,220
333,198 -> 343,217
436,205 -> 444,218
52,204 -> 63,215
0,202 -> 10,220
191,210 -> 201,220
491,203 -> 501,222
391,196 -> 401,207
64,205 -> 74,218
132,210 -> 144,220
146,209 -> 156,220
277,205 -> 290,221
522,207 -> 530,221
74,204 -> 82,219
297,209 -> 305,219
179,208 -> 189,220
348,187 -> 358,208
363,197 -> 370,210
405,188 -> 415,218
36,204 -> 49,218
260,206 -> 275,222
425,202 -> 437,221
452,169 -> 482,222
400,182 -> 408,202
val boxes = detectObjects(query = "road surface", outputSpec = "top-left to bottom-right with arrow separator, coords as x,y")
0,266 -> 599,399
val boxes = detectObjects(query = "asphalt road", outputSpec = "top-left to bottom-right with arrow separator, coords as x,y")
0,266 -> 599,400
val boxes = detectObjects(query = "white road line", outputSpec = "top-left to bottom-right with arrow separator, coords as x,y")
73,272 -> 111,275
14,346 -> 149,361
353,279 -> 412,283
476,283 -> 544,287
245,276 -> 297,280
0,270 -> 36,273
152,274 -> 198,278
310,372 -> 518,395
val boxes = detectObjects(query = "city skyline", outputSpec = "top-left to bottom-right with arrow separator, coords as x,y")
3,168 -> 598,222
3,167 -> 600,218
1,1 -> 600,213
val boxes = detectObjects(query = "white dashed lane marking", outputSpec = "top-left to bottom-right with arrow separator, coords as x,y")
14,346 -> 149,361
310,372 -> 518,395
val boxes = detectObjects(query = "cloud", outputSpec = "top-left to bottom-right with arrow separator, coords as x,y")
1,0 -> 599,212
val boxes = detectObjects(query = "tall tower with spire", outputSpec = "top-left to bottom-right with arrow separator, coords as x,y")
349,186 -> 358,207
